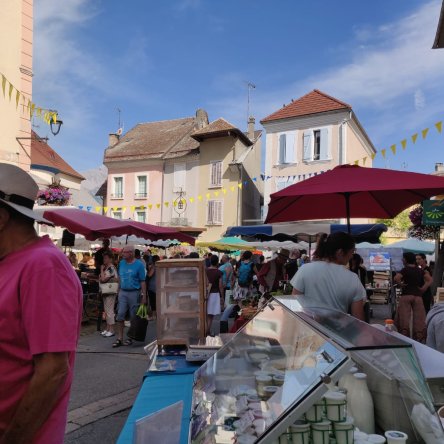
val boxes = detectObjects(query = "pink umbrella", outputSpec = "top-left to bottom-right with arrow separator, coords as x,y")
42,208 -> 196,245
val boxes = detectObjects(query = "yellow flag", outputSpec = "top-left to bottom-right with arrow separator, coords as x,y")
353,160 -> 359,165
122,206 -> 126,212
198,195 -> 202,201
421,128 -> 429,139
189,197 -> 194,203
52,112 -> 57,123
30,103 -> 35,118
411,133 -> 418,144
103,206 -> 108,213
1,74 -> 6,96
362,157 -> 367,165
401,139 -> 407,150
206,193 -> 210,199
381,149 -> 386,158
36,107 -> 42,118
370,153 -> 376,160
15,90 -> 20,108
172,201 -> 177,207
164,202 -> 169,207
238,183 -> 243,189
95,206 -> 101,213
140,205 -> 145,210
390,144 -> 396,155
8,82 -> 13,100
148,204 -> 153,210
214,191 -> 219,197
131,206 -> 135,212
222,188 -> 227,194
230,185 -> 235,192
156,203 -> 160,209
436,121 -> 443,134
112,207 -> 117,211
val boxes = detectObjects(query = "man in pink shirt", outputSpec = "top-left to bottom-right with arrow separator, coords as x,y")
0,163 -> 82,444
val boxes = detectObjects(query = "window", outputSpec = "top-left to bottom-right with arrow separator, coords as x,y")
112,176 -> 123,198
303,127 -> 330,162
207,200 -> 223,225
174,163 -> 186,192
136,211 -> 146,223
112,211 -> 122,220
278,132 -> 296,164
209,161 -> 222,187
135,175 -> 148,198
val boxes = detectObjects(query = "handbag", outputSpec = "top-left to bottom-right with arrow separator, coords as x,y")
127,304 -> 148,342
99,281 -> 119,294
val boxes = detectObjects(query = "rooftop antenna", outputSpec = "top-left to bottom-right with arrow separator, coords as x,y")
245,81 -> 256,122
116,107 -> 124,135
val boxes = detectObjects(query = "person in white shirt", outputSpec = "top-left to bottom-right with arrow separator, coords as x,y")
291,232 -> 365,320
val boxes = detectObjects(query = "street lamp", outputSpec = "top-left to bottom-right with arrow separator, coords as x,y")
174,188 -> 187,216
50,118 -> 63,136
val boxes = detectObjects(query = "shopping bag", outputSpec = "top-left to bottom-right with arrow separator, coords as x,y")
127,304 -> 148,341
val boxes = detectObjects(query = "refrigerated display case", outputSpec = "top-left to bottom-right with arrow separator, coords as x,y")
189,298 -> 444,444
156,259 -> 207,348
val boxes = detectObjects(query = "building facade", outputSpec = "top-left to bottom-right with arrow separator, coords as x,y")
261,89 -> 376,213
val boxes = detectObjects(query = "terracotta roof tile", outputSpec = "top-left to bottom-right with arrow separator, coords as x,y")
31,131 -> 84,180
261,89 -> 351,123
191,118 -> 252,146
104,117 -> 200,162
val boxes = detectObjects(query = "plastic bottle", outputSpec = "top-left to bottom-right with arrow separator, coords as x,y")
338,366 -> 358,418
385,319 -> 396,332
347,373 -> 375,434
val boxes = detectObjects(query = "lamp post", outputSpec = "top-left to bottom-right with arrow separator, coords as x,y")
174,188 -> 187,217
50,118 -> 63,136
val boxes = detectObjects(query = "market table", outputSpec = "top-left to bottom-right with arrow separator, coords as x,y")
117,356 -> 200,444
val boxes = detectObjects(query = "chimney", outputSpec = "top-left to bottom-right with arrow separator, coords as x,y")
108,133 -> 120,147
195,109 -> 209,130
248,116 -> 255,141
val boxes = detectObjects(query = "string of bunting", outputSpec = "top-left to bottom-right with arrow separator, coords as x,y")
74,119 -> 442,215
0,72 -> 58,124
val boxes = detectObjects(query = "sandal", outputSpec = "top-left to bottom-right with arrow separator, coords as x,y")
123,339 -> 133,346
112,339 -> 123,348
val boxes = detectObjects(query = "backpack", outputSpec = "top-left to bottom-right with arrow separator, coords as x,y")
237,261 -> 254,288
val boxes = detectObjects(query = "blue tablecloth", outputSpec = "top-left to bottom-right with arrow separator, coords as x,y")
117,373 -> 194,444
144,355 -> 201,379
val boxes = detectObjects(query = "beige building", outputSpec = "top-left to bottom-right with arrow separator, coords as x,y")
0,0 -> 33,170
261,89 -> 376,215
190,117 -> 262,242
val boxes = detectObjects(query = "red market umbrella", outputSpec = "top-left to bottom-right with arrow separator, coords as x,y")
42,208 -> 195,245
265,165 -> 444,232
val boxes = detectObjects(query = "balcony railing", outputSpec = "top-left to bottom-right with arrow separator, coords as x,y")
110,193 -> 124,199
157,217 -> 188,227
134,192 -> 148,199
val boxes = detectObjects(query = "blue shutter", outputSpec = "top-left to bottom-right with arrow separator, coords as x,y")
303,131 -> 312,161
279,134 -> 286,163
285,132 -> 296,163
320,127 -> 329,160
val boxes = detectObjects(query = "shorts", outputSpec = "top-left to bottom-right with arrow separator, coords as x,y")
207,292 -> 221,315
116,289 -> 140,321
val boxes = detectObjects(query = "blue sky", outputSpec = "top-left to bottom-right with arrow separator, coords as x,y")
33,0 -> 444,174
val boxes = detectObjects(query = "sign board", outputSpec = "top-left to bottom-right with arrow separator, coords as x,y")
369,251 -> 391,271
423,200 -> 444,226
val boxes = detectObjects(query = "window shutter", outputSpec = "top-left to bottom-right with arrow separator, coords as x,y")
320,128 -> 329,160
216,201 -> 223,224
207,201 -> 213,224
216,162 -> 222,186
285,132 -> 296,163
174,163 -> 186,190
303,131 -> 312,161
279,134 -> 286,164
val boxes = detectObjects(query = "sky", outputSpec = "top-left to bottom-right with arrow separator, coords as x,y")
32,0 -> 444,174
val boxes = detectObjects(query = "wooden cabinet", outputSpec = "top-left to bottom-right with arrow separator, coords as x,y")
155,259 -> 207,347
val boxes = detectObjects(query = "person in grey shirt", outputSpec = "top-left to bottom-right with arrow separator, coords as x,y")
290,232 -> 365,320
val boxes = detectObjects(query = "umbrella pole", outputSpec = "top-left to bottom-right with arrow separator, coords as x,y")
126,235 -> 129,245
344,192 -> 351,234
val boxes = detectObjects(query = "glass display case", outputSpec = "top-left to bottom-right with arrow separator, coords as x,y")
156,259 -> 207,348
189,298 -> 444,444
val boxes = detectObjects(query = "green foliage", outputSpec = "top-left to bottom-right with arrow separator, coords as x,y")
376,208 -> 411,233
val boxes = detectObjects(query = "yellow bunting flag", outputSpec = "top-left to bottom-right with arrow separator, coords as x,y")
421,128 -> 429,139
103,206 -> 108,213
112,207 -> 118,211
362,157 -> 367,165
1,74 -> 6,96
230,185 -> 235,192
8,82 -> 13,100
353,160 -> 359,165
30,103 -> 35,118
381,149 -> 386,159
122,206 -> 126,212
95,206 -> 101,213
222,188 -> 227,194
52,112 -> 57,123
435,121 -> 443,134
164,202 -> 169,207
148,204 -> 153,210
198,195 -> 202,201
130,206 -> 135,212
390,144 -> 396,155
214,191 -> 219,197
189,197 -> 194,203
205,193 -> 210,199
156,204 -> 160,209
401,139 -> 407,150
370,153 -> 376,160
140,205 -> 145,210
172,201 -> 177,207
36,107 -> 42,118
15,90 -> 20,108
238,183 -> 243,189
411,133 -> 418,144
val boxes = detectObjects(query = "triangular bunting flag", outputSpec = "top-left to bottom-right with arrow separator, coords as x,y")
104,206 -> 108,213
260,174 -> 265,181
243,181 -> 247,185
1,74 -> 6,97
30,103 -> 35,118
362,157 -> 367,166
390,144 -> 396,155
156,203 -> 160,209
148,204 -> 153,210
370,153 -> 376,160
238,183 -> 243,189
173,201 -> 177,207
8,82 -> 13,100
401,139 -> 407,150
95,206 -> 101,213
198,195 -> 203,201
205,193 -> 210,199
381,149 -> 386,158
253,177 -> 257,182
421,128 -> 429,139
189,197 -> 194,203
112,207 -> 118,211
164,202 -> 169,207
435,121 -> 442,134
353,160 -> 359,165
86,206 -> 92,212
15,90 -> 20,109
411,133 -> 418,144
140,205 -> 145,210
222,188 -> 227,194
78,205 -> 84,210
36,107 -> 42,118
131,206 -> 136,212
230,186 -> 235,192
